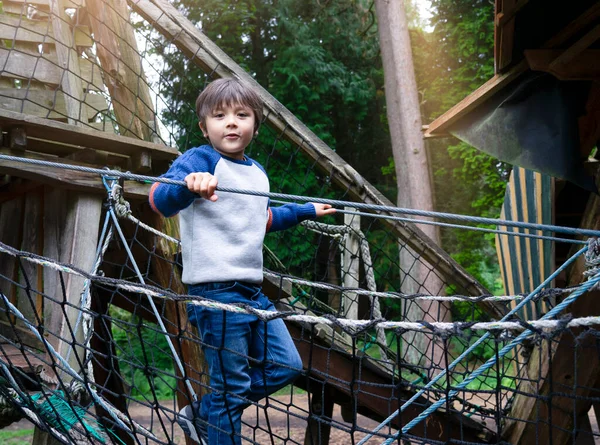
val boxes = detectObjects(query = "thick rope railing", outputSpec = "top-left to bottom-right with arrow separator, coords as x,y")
301,219 -> 388,360
1,240 -> 598,334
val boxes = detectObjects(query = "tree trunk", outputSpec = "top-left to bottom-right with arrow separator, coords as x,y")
374,0 -> 450,374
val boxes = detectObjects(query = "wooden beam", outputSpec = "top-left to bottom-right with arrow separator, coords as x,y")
424,60 -> 527,139
0,108 -> 179,160
544,3 -> 600,49
496,0 -> 517,72
86,0 -> 157,141
13,136 -> 127,167
0,14 -> 93,47
129,0 -> 502,317
0,88 -> 108,120
495,0 -> 529,27
549,24 -> 600,69
48,0 -> 87,125
4,0 -> 84,9
0,148 -> 152,200
525,49 -> 600,80
0,47 -> 104,90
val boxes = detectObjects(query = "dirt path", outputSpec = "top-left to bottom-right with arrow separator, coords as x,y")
5,398 -> 600,444
6,394 -> 384,444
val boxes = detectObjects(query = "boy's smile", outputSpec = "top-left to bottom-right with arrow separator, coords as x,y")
201,103 -> 257,160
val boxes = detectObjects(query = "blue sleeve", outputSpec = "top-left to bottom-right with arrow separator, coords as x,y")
267,203 -> 316,232
149,146 -> 219,217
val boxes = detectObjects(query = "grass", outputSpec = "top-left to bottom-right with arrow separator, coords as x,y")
0,428 -> 35,445
272,385 -> 307,397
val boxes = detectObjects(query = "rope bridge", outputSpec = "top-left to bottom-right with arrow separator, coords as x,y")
0,157 -> 598,444
0,0 -> 598,443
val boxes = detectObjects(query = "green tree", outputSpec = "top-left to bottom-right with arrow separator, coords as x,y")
422,0 -> 508,293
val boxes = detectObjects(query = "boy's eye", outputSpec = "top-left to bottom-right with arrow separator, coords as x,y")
238,112 -> 249,118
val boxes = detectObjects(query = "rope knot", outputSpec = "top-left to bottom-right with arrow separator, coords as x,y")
584,238 -> 600,279
110,183 -> 131,218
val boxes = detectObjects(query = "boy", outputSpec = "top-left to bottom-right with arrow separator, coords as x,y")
149,78 -> 335,445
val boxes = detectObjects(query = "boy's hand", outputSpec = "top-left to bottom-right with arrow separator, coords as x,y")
185,172 -> 218,202
312,203 -> 336,217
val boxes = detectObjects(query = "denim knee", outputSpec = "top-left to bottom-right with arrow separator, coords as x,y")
282,350 -> 303,385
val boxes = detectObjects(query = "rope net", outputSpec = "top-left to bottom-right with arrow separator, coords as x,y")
0,0 -> 599,444
0,181 -> 599,444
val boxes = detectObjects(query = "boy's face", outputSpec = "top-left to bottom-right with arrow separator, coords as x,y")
200,102 -> 257,160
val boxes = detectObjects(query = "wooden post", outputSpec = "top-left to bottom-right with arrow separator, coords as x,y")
0,195 -> 24,329
85,0 -> 156,142
342,208 -> 360,321
33,188 -> 103,445
304,386 -> 334,445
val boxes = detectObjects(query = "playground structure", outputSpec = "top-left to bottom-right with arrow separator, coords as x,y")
0,0 -> 598,444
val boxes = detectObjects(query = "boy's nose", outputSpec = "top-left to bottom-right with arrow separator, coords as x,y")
225,114 -> 237,126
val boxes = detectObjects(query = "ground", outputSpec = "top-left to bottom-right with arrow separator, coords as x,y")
2,394 -> 384,444
3,396 -> 598,444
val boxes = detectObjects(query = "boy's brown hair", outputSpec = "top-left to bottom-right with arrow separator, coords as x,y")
195,78 -> 264,132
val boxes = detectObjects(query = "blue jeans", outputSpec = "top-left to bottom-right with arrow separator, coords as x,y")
187,281 -> 302,445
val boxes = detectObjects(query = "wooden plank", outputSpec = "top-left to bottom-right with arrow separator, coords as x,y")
41,186 -> 63,353
525,49 -> 600,80
549,24 -> 600,69
0,108 -> 179,160
24,137 -> 128,168
496,0 -> 517,72
0,148 -> 153,200
130,0 -> 502,318
0,47 -> 104,90
0,88 -> 108,120
43,190 -> 102,374
424,60 -> 528,139
0,319 -> 45,350
0,14 -> 93,47
3,0 -> 84,10
1,3 -> 29,15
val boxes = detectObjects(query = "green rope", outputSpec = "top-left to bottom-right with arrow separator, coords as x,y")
30,391 -> 107,443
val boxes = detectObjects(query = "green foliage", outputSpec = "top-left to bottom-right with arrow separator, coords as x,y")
0,429 -> 34,445
110,306 -> 176,401
412,0 -> 509,293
